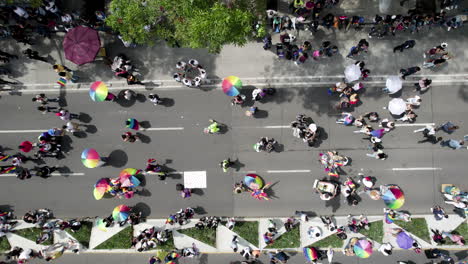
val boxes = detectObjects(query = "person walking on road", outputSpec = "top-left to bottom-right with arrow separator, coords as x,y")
436,121 -> 459,134
63,121 -> 84,133
55,109 -> 79,121
440,139 -> 465,149
23,49 -> 49,63
413,78 -> 432,92
393,40 -> 416,53
366,148 -> 387,160
400,66 -> 421,80
32,94 -> 60,105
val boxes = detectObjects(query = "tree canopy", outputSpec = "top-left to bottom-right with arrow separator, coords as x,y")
105,0 -> 257,53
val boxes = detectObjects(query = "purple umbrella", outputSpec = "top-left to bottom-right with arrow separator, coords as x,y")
396,231 -> 414,249
63,26 -> 101,65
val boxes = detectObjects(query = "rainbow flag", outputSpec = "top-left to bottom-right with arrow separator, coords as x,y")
57,77 -> 67,87
1,166 -> 16,174
0,155 -> 10,162
328,171 -> 339,177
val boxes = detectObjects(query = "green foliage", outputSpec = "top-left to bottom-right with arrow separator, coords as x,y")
310,234 -> 344,248
5,0 -> 43,8
394,218 -> 431,243
178,227 -> 217,247
94,226 -> 133,249
65,222 -> 93,248
231,221 -> 259,247
0,236 -> 11,252
175,3 -> 254,53
358,220 -> 384,243
265,225 -> 300,248
106,0 -> 255,52
14,227 -> 53,245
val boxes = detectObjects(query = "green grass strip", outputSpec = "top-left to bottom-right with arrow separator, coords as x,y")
157,234 -> 175,250
65,222 -> 93,248
0,236 -> 11,251
14,227 -> 53,245
232,221 -> 259,247
358,220 -> 384,243
265,225 -> 300,248
94,226 -> 133,249
178,227 -> 217,247
394,218 -> 431,243
445,222 -> 467,245
309,234 -> 344,248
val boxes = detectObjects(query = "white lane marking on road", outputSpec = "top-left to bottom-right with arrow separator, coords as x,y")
391,168 -> 442,171
239,171 -> 257,174
146,171 -> 183,175
267,170 -> 311,173
263,125 -> 290,128
395,123 -> 435,127
0,129 -> 47,133
145,127 -> 184,131
0,172 -> 85,177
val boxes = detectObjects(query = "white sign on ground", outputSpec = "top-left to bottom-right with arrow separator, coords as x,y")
184,171 -> 207,188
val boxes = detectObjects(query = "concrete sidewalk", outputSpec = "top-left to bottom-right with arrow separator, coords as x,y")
4,214 -> 466,254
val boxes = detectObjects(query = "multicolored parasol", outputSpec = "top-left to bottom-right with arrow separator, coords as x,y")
244,174 -> 264,190
118,168 -> 142,187
81,148 -> 100,168
303,247 -> 318,262
382,187 -> 405,209
385,212 -> 397,224
112,204 -> 131,222
96,218 -> 108,231
94,178 -> 111,200
125,118 -> 139,130
353,239 -> 373,258
222,76 -> 241,96
396,231 -> 413,249
19,141 -> 33,153
89,81 -> 109,102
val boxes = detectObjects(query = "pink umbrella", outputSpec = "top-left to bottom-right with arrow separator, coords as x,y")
63,26 -> 101,65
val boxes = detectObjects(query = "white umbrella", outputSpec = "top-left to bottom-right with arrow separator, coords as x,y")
344,64 -> 361,82
388,98 -> 406,115
385,76 -> 403,94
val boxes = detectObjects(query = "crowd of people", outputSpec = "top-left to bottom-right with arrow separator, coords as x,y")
0,0 -> 466,264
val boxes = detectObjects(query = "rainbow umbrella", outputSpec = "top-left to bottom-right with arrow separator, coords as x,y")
244,174 -> 264,190
81,148 -> 100,168
94,178 -> 111,200
385,212 -> 396,224
354,239 -> 373,258
382,187 -> 405,209
222,76 -> 241,96
125,118 -> 139,130
96,218 -> 107,231
118,168 -> 142,187
396,231 -> 413,249
112,204 -> 131,222
89,81 -> 108,102
303,247 -> 318,262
